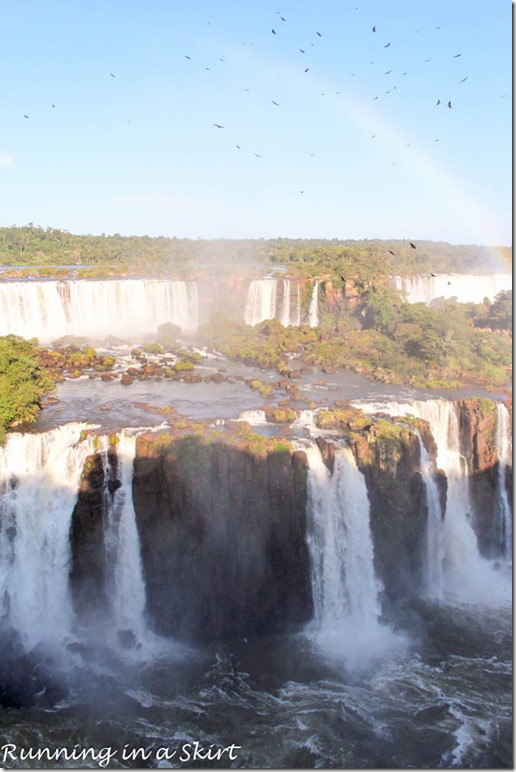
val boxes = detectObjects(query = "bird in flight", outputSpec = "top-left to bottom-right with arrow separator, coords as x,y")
304,67 -> 310,72
447,101 -> 452,108
372,26 -> 376,32
453,53 -> 462,58
110,72 -> 116,78
254,153 -> 262,158
299,48 -> 305,53
459,77 -> 468,83
436,99 -> 441,105
272,28 -> 276,34
272,100 -> 279,106
214,123 -> 224,128
388,249 -> 395,255
384,42 -> 391,47
316,31 -> 322,37
410,242 -> 417,249
184,55 -> 191,60
23,114 -> 29,118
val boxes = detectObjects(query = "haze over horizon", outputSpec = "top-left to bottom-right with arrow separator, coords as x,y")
0,0 -> 511,247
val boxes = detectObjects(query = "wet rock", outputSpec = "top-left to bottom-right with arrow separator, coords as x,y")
315,436 -> 335,475
0,629 -> 68,708
117,629 -> 138,649
40,395 -> 60,407
132,434 -> 312,643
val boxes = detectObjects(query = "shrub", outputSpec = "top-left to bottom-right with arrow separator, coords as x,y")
0,335 -> 55,442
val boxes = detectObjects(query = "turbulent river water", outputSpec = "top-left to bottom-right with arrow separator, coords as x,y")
0,598 -> 511,768
0,332 -> 512,768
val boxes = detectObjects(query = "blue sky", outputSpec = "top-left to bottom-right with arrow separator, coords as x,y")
0,0 -> 511,244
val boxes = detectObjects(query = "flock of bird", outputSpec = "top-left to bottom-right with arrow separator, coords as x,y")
21,11 -> 470,149
173,12 -> 471,160
18,6 -> 484,244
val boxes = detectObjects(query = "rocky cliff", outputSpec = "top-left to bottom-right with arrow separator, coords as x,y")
457,398 -> 513,557
69,444 -> 121,620
68,399 -> 511,643
131,422 -> 312,643
314,407 -> 444,602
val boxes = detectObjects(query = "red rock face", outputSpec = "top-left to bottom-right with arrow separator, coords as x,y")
457,398 -> 513,557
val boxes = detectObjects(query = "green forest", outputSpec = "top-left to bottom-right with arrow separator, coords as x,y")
199,286 -> 512,391
0,226 -> 511,440
0,225 -> 509,281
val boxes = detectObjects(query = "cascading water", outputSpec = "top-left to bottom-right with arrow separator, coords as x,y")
244,279 -> 276,325
416,435 -> 445,597
278,280 -> 292,327
0,423 -> 97,649
390,273 -> 512,305
493,403 -> 512,561
0,423 -> 151,654
0,279 -> 199,341
307,279 -> 320,327
244,279 -> 302,326
304,442 -> 405,671
294,281 -> 302,326
102,431 -> 147,640
353,398 -> 511,603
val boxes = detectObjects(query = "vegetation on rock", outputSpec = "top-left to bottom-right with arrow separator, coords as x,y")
199,284 -> 511,391
0,335 -> 55,442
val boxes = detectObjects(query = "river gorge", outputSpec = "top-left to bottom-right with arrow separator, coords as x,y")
0,273 -> 512,768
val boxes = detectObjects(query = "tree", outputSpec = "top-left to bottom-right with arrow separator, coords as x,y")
0,336 -> 55,442
486,290 -> 512,330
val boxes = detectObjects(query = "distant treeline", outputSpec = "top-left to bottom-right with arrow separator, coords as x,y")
0,225 -> 509,279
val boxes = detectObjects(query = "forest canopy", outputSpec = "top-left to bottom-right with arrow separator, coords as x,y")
0,225 -> 510,280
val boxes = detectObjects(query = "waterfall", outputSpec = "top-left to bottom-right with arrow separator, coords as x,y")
244,279 -> 302,326
493,403 -> 512,560
237,409 -> 267,425
278,280 -> 291,327
353,398 -> 511,603
416,435 -> 445,597
390,273 -> 512,305
102,431 -> 147,639
305,442 -> 405,671
244,279 -> 277,325
0,424 -> 96,648
294,281 -> 302,326
0,279 -> 199,341
0,423 -> 150,652
307,280 -> 319,327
